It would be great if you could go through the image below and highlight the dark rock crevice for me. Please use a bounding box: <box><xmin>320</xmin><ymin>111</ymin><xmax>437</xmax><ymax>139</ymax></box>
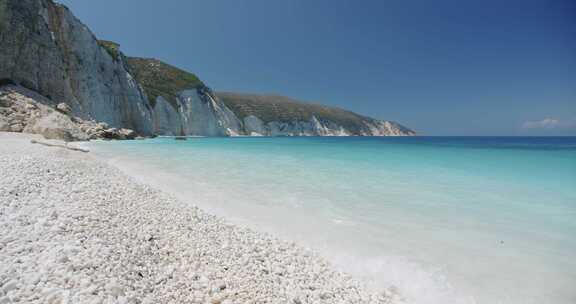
<box><xmin>0</xmin><ymin>78</ymin><xmax>16</xmax><ymax>87</ymax></box>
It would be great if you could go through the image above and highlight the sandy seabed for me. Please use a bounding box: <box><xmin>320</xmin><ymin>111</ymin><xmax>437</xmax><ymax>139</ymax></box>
<box><xmin>0</xmin><ymin>133</ymin><xmax>398</xmax><ymax>304</ymax></box>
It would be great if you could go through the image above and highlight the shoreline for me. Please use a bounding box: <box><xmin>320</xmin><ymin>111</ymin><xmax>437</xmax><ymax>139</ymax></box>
<box><xmin>0</xmin><ymin>132</ymin><xmax>397</xmax><ymax>303</ymax></box>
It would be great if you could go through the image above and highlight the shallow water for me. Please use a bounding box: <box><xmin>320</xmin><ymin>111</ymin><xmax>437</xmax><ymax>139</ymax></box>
<box><xmin>90</xmin><ymin>137</ymin><xmax>576</xmax><ymax>304</ymax></box>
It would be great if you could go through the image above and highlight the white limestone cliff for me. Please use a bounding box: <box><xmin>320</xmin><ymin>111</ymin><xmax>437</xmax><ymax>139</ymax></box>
<box><xmin>150</xmin><ymin>88</ymin><xmax>242</xmax><ymax>136</ymax></box>
<box><xmin>178</xmin><ymin>88</ymin><xmax>242</xmax><ymax>136</ymax></box>
<box><xmin>242</xmin><ymin>115</ymin><xmax>352</xmax><ymax>136</ymax></box>
<box><xmin>0</xmin><ymin>0</ymin><xmax>415</xmax><ymax>138</ymax></box>
<box><xmin>0</xmin><ymin>0</ymin><xmax>153</xmax><ymax>134</ymax></box>
<box><xmin>218</xmin><ymin>92</ymin><xmax>416</xmax><ymax>136</ymax></box>
<box><xmin>152</xmin><ymin>96</ymin><xmax>182</xmax><ymax>136</ymax></box>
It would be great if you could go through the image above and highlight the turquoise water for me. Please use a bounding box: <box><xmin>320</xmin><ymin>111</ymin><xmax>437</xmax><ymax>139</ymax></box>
<box><xmin>90</xmin><ymin>137</ymin><xmax>576</xmax><ymax>304</ymax></box>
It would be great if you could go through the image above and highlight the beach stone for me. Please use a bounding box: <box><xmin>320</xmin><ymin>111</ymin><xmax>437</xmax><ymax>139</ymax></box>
<box><xmin>45</xmin><ymin>291</ymin><xmax>64</xmax><ymax>304</ymax></box>
<box><xmin>106</xmin><ymin>281</ymin><xmax>124</xmax><ymax>297</ymax></box>
<box><xmin>1</xmin><ymin>280</ymin><xmax>18</xmax><ymax>294</ymax></box>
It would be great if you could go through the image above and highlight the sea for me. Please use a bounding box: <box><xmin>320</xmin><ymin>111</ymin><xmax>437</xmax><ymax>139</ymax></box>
<box><xmin>89</xmin><ymin>136</ymin><xmax>576</xmax><ymax>304</ymax></box>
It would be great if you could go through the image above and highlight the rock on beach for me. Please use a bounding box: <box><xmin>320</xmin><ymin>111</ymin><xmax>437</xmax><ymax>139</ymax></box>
<box><xmin>0</xmin><ymin>85</ymin><xmax>140</xmax><ymax>142</ymax></box>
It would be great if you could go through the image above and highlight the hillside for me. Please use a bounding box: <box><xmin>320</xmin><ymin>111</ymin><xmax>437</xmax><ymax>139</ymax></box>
<box><xmin>218</xmin><ymin>92</ymin><xmax>414</xmax><ymax>135</ymax></box>
<box><xmin>126</xmin><ymin>57</ymin><xmax>204</xmax><ymax>109</ymax></box>
<box><xmin>0</xmin><ymin>0</ymin><xmax>414</xmax><ymax>138</ymax></box>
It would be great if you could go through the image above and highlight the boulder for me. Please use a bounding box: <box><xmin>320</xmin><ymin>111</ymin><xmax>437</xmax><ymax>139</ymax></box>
<box><xmin>78</xmin><ymin>123</ymin><xmax>114</xmax><ymax>139</ymax></box>
<box><xmin>94</xmin><ymin>128</ymin><xmax>137</xmax><ymax>140</ymax></box>
<box><xmin>97</xmin><ymin>122</ymin><xmax>109</xmax><ymax>130</ymax></box>
<box><xmin>25</xmin><ymin>112</ymin><xmax>89</xmax><ymax>142</ymax></box>
<box><xmin>101</xmin><ymin>128</ymin><xmax>120</xmax><ymax>140</ymax></box>
<box><xmin>10</xmin><ymin>123</ymin><xmax>24</xmax><ymax>132</ymax></box>
<box><xmin>1</xmin><ymin>85</ymin><xmax>142</xmax><ymax>140</ymax></box>
<box><xmin>0</xmin><ymin>116</ymin><xmax>10</xmax><ymax>132</ymax></box>
<box><xmin>25</xmin><ymin>103</ymin><xmax>37</xmax><ymax>111</ymax></box>
<box><xmin>0</xmin><ymin>97</ymin><xmax>10</xmax><ymax>108</ymax></box>
<box><xmin>0</xmin><ymin>107</ymin><xmax>12</xmax><ymax>116</ymax></box>
<box><xmin>118</xmin><ymin>128</ymin><xmax>136</xmax><ymax>140</ymax></box>
<box><xmin>39</xmin><ymin>128</ymin><xmax>75</xmax><ymax>142</ymax></box>
<box><xmin>56</xmin><ymin>103</ymin><xmax>72</xmax><ymax>115</ymax></box>
<box><xmin>9</xmin><ymin>113</ymin><xmax>28</xmax><ymax>122</ymax></box>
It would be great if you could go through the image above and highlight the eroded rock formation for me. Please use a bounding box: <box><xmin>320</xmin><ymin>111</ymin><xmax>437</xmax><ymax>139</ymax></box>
<box><xmin>0</xmin><ymin>0</ymin><xmax>415</xmax><ymax>138</ymax></box>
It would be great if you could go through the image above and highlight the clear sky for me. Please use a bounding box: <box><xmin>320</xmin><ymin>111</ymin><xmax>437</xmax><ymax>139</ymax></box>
<box><xmin>57</xmin><ymin>0</ymin><xmax>575</xmax><ymax>135</ymax></box>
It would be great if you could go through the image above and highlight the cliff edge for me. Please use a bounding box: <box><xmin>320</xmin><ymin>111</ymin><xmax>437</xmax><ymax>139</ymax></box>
<box><xmin>0</xmin><ymin>0</ymin><xmax>415</xmax><ymax>138</ymax></box>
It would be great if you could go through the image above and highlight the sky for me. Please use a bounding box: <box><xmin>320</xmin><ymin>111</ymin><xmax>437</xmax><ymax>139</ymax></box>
<box><xmin>57</xmin><ymin>0</ymin><xmax>576</xmax><ymax>135</ymax></box>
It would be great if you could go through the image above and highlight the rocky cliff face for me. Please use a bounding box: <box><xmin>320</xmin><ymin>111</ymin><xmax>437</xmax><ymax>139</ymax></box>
<box><xmin>152</xmin><ymin>96</ymin><xmax>182</xmax><ymax>136</ymax></box>
<box><xmin>126</xmin><ymin>57</ymin><xmax>242</xmax><ymax>136</ymax></box>
<box><xmin>0</xmin><ymin>85</ymin><xmax>140</xmax><ymax>141</ymax></box>
<box><xmin>218</xmin><ymin>93</ymin><xmax>416</xmax><ymax>136</ymax></box>
<box><xmin>177</xmin><ymin>87</ymin><xmax>242</xmax><ymax>136</ymax></box>
<box><xmin>0</xmin><ymin>0</ymin><xmax>152</xmax><ymax>134</ymax></box>
<box><xmin>0</xmin><ymin>0</ymin><xmax>415</xmax><ymax>138</ymax></box>
<box><xmin>241</xmin><ymin>115</ymin><xmax>350</xmax><ymax>136</ymax></box>
<box><xmin>151</xmin><ymin>88</ymin><xmax>242</xmax><ymax>137</ymax></box>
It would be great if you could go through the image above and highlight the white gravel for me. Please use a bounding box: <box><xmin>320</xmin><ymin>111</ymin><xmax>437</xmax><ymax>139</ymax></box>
<box><xmin>0</xmin><ymin>133</ymin><xmax>399</xmax><ymax>304</ymax></box>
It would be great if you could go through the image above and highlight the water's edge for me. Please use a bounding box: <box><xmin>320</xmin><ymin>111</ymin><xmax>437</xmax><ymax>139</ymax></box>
<box><xmin>85</xmin><ymin>137</ymin><xmax>576</xmax><ymax>304</ymax></box>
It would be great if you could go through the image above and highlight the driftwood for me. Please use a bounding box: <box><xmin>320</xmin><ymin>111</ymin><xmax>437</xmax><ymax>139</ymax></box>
<box><xmin>30</xmin><ymin>139</ymin><xmax>89</xmax><ymax>153</ymax></box>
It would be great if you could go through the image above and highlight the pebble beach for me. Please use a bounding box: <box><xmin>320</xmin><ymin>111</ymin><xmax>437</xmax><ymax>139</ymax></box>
<box><xmin>0</xmin><ymin>133</ymin><xmax>397</xmax><ymax>304</ymax></box>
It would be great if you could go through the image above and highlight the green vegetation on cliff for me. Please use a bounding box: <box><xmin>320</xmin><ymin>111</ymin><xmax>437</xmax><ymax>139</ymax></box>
<box><xmin>217</xmin><ymin>92</ymin><xmax>374</xmax><ymax>134</ymax></box>
<box><xmin>93</xmin><ymin>43</ymin><xmax>412</xmax><ymax>135</ymax></box>
<box><xmin>126</xmin><ymin>57</ymin><xmax>204</xmax><ymax>109</ymax></box>
<box><xmin>97</xmin><ymin>40</ymin><xmax>121</xmax><ymax>61</ymax></box>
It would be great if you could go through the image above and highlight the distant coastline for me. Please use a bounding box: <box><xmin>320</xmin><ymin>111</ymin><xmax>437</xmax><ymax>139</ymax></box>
<box><xmin>0</xmin><ymin>0</ymin><xmax>414</xmax><ymax>141</ymax></box>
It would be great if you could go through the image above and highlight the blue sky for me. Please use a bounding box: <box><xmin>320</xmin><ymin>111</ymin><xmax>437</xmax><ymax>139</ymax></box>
<box><xmin>58</xmin><ymin>0</ymin><xmax>575</xmax><ymax>135</ymax></box>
